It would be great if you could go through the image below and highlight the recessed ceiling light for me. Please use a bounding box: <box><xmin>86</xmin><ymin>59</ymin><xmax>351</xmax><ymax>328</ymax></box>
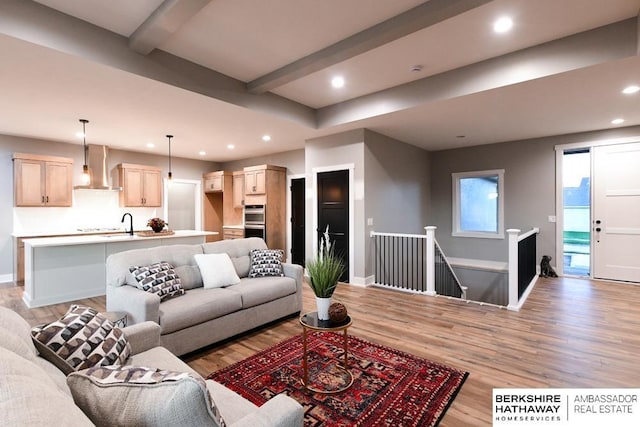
<box><xmin>262</xmin><ymin>134</ymin><xmax>271</xmax><ymax>142</ymax></box>
<box><xmin>146</xmin><ymin>143</ymin><xmax>155</xmax><ymax>148</ymax></box>
<box><xmin>493</xmin><ymin>17</ymin><xmax>513</xmax><ymax>33</ymax></box>
<box><xmin>622</xmin><ymin>85</ymin><xmax>639</xmax><ymax>94</ymax></box>
<box><xmin>75</xmin><ymin>131</ymin><xmax>85</xmax><ymax>138</ymax></box>
<box><xmin>410</xmin><ymin>65</ymin><xmax>423</xmax><ymax>73</ymax></box>
<box><xmin>331</xmin><ymin>76</ymin><xmax>345</xmax><ymax>88</ymax></box>
<box><xmin>611</xmin><ymin>118</ymin><xmax>625</xmax><ymax>125</ymax></box>
<box><xmin>198</xmin><ymin>150</ymin><xmax>206</xmax><ymax>156</ymax></box>
<box><xmin>227</xmin><ymin>144</ymin><xmax>235</xmax><ymax>150</ymax></box>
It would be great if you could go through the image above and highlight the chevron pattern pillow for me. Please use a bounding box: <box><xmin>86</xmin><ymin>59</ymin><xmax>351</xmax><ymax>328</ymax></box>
<box><xmin>31</xmin><ymin>305</ymin><xmax>131</xmax><ymax>375</ymax></box>
<box><xmin>129</xmin><ymin>262</ymin><xmax>184</xmax><ymax>301</ymax></box>
<box><xmin>248</xmin><ymin>249</ymin><xmax>285</xmax><ymax>278</ymax></box>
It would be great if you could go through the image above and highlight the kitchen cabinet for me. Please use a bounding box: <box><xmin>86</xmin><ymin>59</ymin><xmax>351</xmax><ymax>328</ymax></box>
<box><xmin>244</xmin><ymin>167</ymin><xmax>266</xmax><ymax>195</ymax></box>
<box><xmin>232</xmin><ymin>171</ymin><xmax>244</xmax><ymax>208</ymax></box>
<box><xmin>223</xmin><ymin>227</ymin><xmax>244</xmax><ymax>240</ymax></box>
<box><xmin>243</xmin><ymin>164</ymin><xmax>287</xmax><ymax>251</ymax></box>
<box><xmin>117</xmin><ymin>163</ymin><xmax>162</xmax><ymax>207</ymax></box>
<box><xmin>13</xmin><ymin>153</ymin><xmax>73</xmax><ymax>207</ymax></box>
<box><xmin>203</xmin><ymin>171</ymin><xmax>224</xmax><ymax>193</ymax></box>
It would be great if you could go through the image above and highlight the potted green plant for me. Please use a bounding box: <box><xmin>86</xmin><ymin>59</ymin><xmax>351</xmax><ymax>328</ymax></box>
<box><xmin>306</xmin><ymin>226</ymin><xmax>345</xmax><ymax>320</ymax></box>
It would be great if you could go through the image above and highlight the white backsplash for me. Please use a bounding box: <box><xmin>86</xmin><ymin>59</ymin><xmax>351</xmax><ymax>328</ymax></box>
<box><xmin>13</xmin><ymin>190</ymin><xmax>160</xmax><ymax>236</ymax></box>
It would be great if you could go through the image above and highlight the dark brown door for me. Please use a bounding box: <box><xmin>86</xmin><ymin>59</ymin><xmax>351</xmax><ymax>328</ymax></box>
<box><xmin>317</xmin><ymin>170</ymin><xmax>349</xmax><ymax>282</ymax></box>
<box><xmin>290</xmin><ymin>178</ymin><xmax>305</xmax><ymax>266</ymax></box>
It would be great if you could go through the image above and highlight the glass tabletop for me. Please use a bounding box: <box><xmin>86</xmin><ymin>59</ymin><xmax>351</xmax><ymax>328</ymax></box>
<box><xmin>300</xmin><ymin>311</ymin><xmax>352</xmax><ymax>330</ymax></box>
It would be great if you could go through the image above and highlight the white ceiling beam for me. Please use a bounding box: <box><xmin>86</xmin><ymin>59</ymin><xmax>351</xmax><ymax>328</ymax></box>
<box><xmin>0</xmin><ymin>0</ymin><xmax>316</xmax><ymax>128</ymax></box>
<box><xmin>317</xmin><ymin>18</ymin><xmax>639</xmax><ymax>129</ymax></box>
<box><xmin>246</xmin><ymin>0</ymin><xmax>493</xmax><ymax>94</ymax></box>
<box><xmin>129</xmin><ymin>0</ymin><xmax>212</xmax><ymax>55</ymax></box>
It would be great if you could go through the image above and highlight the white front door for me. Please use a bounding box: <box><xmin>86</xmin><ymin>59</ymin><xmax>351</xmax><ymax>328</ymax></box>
<box><xmin>592</xmin><ymin>143</ymin><xmax>640</xmax><ymax>282</ymax></box>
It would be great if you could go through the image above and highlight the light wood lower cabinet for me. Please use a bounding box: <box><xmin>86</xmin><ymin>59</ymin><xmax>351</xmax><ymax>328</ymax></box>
<box><xmin>13</xmin><ymin>153</ymin><xmax>73</xmax><ymax>207</ymax></box>
<box><xmin>223</xmin><ymin>228</ymin><xmax>244</xmax><ymax>240</ymax></box>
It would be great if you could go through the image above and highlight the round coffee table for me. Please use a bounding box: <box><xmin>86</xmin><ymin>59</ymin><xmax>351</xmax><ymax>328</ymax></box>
<box><xmin>299</xmin><ymin>311</ymin><xmax>353</xmax><ymax>394</ymax></box>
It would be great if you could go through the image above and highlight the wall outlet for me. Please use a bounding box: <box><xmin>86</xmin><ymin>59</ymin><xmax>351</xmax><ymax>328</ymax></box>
<box><xmin>367</xmin><ymin>218</ymin><xmax>374</xmax><ymax>226</ymax></box>
<box><xmin>548</xmin><ymin>215</ymin><xmax>556</xmax><ymax>223</ymax></box>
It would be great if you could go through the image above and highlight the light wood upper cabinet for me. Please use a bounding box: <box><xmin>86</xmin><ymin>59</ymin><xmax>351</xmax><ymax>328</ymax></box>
<box><xmin>232</xmin><ymin>171</ymin><xmax>244</xmax><ymax>208</ymax></box>
<box><xmin>244</xmin><ymin>168</ymin><xmax>266</xmax><ymax>195</ymax></box>
<box><xmin>203</xmin><ymin>171</ymin><xmax>224</xmax><ymax>193</ymax></box>
<box><xmin>117</xmin><ymin>163</ymin><xmax>162</xmax><ymax>207</ymax></box>
<box><xmin>13</xmin><ymin>153</ymin><xmax>73</xmax><ymax>207</ymax></box>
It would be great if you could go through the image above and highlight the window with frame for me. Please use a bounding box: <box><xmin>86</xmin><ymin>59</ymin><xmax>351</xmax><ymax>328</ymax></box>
<box><xmin>452</xmin><ymin>169</ymin><xmax>504</xmax><ymax>239</ymax></box>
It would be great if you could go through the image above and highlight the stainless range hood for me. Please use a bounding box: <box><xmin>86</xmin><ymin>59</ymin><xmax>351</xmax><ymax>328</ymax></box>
<box><xmin>74</xmin><ymin>144</ymin><xmax>121</xmax><ymax>190</ymax></box>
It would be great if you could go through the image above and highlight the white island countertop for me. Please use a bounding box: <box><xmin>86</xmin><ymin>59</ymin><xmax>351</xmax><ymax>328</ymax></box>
<box><xmin>22</xmin><ymin>230</ymin><xmax>218</xmax><ymax>248</ymax></box>
<box><xmin>22</xmin><ymin>230</ymin><xmax>219</xmax><ymax>308</ymax></box>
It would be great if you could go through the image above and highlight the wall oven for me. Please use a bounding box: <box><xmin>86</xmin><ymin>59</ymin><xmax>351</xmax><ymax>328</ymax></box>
<box><xmin>244</xmin><ymin>205</ymin><xmax>266</xmax><ymax>241</ymax></box>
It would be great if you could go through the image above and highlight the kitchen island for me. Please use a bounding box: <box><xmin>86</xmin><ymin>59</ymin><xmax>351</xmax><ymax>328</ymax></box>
<box><xmin>22</xmin><ymin>230</ymin><xmax>217</xmax><ymax>308</ymax></box>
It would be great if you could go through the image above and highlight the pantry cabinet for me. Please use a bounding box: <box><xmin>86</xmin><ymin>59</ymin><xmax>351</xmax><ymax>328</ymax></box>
<box><xmin>117</xmin><ymin>163</ymin><xmax>162</xmax><ymax>207</ymax></box>
<box><xmin>13</xmin><ymin>153</ymin><xmax>73</xmax><ymax>207</ymax></box>
<box><xmin>232</xmin><ymin>171</ymin><xmax>245</xmax><ymax>208</ymax></box>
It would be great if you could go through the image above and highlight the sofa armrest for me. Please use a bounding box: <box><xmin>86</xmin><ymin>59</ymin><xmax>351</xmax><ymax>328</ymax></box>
<box><xmin>121</xmin><ymin>321</ymin><xmax>161</xmax><ymax>354</ymax></box>
<box><xmin>230</xmin><ymin>394</ymin><xmax>304</xmax><ymax>427</ymax></box>
<box><xmin>106</xmin><ymin>284</ymin><xmax>160</xmax><ymax>326</ymax></box>
<box><xmin>282</xmin><ymin>263</ymin><xmax>303</xmax><ymax>312</ymax></box>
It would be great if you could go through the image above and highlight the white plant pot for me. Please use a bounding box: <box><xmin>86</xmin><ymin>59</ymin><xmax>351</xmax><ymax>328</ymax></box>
<box><xmin>316</xmin><ymin>297</ymin><xmax>332</xmax><ymax>320</ymax></box>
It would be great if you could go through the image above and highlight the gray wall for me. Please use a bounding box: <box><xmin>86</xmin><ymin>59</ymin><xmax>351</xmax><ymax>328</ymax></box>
<box><xmin>429</xmin><ymin>125</ymin><xmax>640</xmax><ymax>264</ymax></box>
<box><xmin>305</xmin><ymin>129</ymin><xmax>366</xmax><ymax>281</ymax></box>
<box><xmin>0</xmin><ymin>133</ymin><xmax>218</xmax><ymax>280</ymax></box>
<box><xmin>364</xmin><ymin>130</ymin><xmax>431</xmax><ymax>277</ymax></box>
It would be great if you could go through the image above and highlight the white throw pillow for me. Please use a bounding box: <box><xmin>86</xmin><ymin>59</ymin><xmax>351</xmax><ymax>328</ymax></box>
<box><xmin>194</xmin><ymin>253</ymin><xmax>241</xmax><ymax>289</ymax></box>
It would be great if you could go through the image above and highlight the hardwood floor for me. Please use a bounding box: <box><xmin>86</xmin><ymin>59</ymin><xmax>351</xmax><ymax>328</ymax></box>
<box><xmin>2</xmin><ymin>276</ymin><xmax>640</xmax><ymax>426</ymax></box>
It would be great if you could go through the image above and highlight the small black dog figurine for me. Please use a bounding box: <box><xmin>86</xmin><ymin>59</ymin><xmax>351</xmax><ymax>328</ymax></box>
<box><xmin>540</xmin><ymin>255</ymin><xmax>558</xmax><ymax>278</ymax></box>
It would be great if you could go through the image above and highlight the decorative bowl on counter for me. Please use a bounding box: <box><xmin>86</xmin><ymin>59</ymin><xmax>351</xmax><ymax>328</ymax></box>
<box><xmin>147</xmin><ymin>217</ymin><xmax>167</xmax><ymax>233</ymax></box>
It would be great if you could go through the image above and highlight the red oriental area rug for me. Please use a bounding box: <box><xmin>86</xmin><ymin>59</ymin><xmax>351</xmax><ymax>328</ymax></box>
<box><xmin>208</xmin><ymin>332</ymin><xmax>468</xmax><ymax>426</ymax></box>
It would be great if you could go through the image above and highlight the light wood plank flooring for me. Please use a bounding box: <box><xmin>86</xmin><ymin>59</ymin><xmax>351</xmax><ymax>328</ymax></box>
<box><xmin>2</xmin><ymin>276</ymin><xmax>640</xmax><ymax>426</ymax></box>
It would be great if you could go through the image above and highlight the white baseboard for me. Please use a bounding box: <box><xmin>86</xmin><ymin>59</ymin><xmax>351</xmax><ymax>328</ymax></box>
<box><xmin>0</xmin><ymin>273</ymin><xmax>13</xmax><ymax>284</ymax></box>
<box><xmin>350</xmin><ymin>275</ymin><xmax>374</xmax><ymax>287</ymax></box>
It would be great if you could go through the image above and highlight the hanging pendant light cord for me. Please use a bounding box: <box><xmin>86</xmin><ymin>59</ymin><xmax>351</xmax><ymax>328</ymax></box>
<box><xmin>166</xmin><ymin>134</ymin><xmax>173</xmax><ymax>179</ymax></box>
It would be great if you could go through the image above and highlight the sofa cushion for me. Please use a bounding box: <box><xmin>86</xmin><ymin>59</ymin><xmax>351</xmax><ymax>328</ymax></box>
<box><xmin>248</xmin><ymin>249</ymin><xmax>285</xmax><ymax>278</ymax></box>
<box><xmin>67</xmin><ymin>365</ymin><xmax>225</xmax><ymax>427</ymax></box>
<box><xmin>106</xmin><ymin>244</ymin><xmax>204</xmax><ymax>287</ymax></box>
<box><xmin>0</xmin><ymin>326</ymin><xmax>38</xmax><ymax>362</ymax></box>
<box><xmin>158</xmin><ymin>288</ymin><xmax>243</xmax><ymax>335</ymax></box>
<box><xmin>31</xmin><ymin>305</ymin><xmax>131</xmax><ymax>375</ymax></box>
<box><xmin>0</xmin><ymin>305</ymin><xmax>38</xmax><ymax>356</ymax></box>
<box><xmin>0</xmin><ymin>347</ymin><xmax>94</xmax><ymax>426</ymax></box>
<box><xmin>227</xmin><ymin>276</ymin><xmax>298</xmax><ymax>309</ymax></box>
<box><xmin>202</xmin><ymin>237</ymin><xmax>268</xmax><ymax>278</ymax></box>
<box><xmin>194</xmin><ymin>253</ymin><xmax>241</xmax><ymax>289</ymax></box>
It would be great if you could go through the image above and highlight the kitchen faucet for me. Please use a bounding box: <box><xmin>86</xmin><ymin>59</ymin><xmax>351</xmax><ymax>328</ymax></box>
<box><xmin>121</xmin><ymin>213</ymin><xmax>133</xmax><ymax>236</ymax></box>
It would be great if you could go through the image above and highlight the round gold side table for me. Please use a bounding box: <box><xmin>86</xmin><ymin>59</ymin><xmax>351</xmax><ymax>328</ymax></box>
<box><xmin>299</xmin><ymin>311</ymin><xmax>353</xmax><ymax>394</ymax></box>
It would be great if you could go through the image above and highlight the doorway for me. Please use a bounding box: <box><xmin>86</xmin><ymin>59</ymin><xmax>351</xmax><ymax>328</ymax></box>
<box><xmin>592</xmin><ymin>143</ymin><xmax>640</xmax><ymax>282</ymax></box>
<box><xmin>290</xmin><ymin>177</ymin><xmax>305</xmax><ymax>266</ymax></box>
<box><xmin>316</xmin><ymin>170</ymin><xmax>349</xmax><ymax>282</ymax></box>
<box><xmin>562</xmin><ymin>150</ymin><xmax>590</xmax><ymax>276</ymax></box>
<box><xmin>163</xmin><ymin>179</ymin><xmax>202</xmax><ymax>231</ymax></box>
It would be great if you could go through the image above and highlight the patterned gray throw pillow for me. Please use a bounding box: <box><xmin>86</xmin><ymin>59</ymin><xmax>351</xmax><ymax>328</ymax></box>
<box><xmin>31</xmin><ymin>305</ymin><xmax>131</xmax><ymax>375</ymax></box>
<box><xmin>129</xmin><ymin>261</ymin><xmax>185</xmax><ymax>300</ymax></box>
<box><xmin>248</xmin><ymin>248</ymin><xmax>285</xmax><ymax>278</ymax></box>
<box><xmin>67</xmin><ymin>365</ymin><xmax>227</xmax><ymax>427</ymax></box>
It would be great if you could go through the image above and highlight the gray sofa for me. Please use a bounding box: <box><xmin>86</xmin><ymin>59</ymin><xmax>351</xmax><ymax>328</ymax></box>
<box><xmin>106</xmin><ymin>238</ymin><xmax>303</xmax><ymax>356</ymax></box>
<box><xmin>0</xmin><ymin>305</ymin><xmax>303</xmax><ymax>426</ymax></box>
